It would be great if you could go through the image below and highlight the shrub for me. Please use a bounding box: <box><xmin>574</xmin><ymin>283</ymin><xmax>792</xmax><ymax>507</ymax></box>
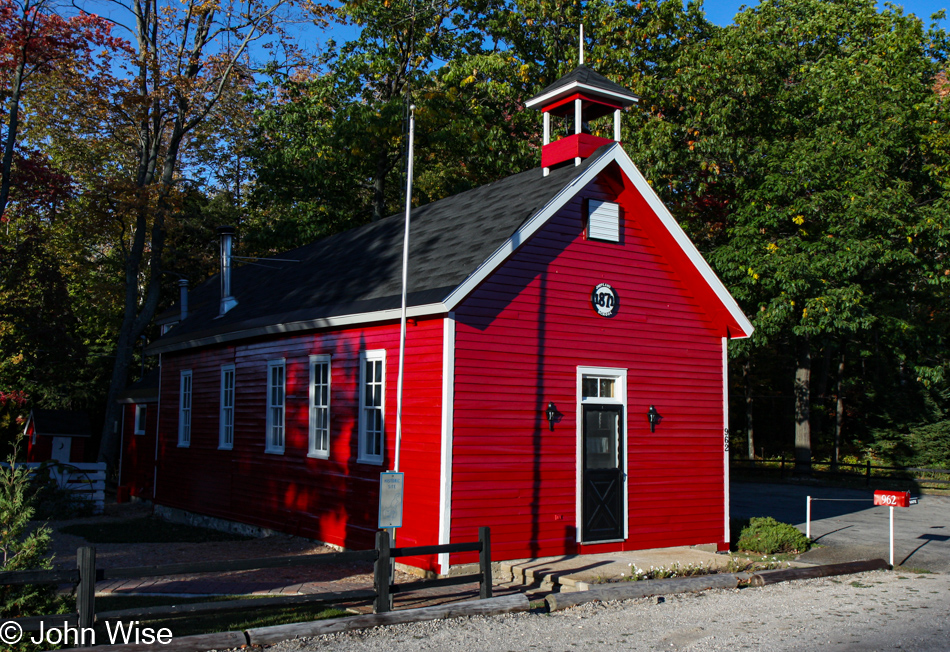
<box><xmin>0</xmin><ymin>451</ymin><xmax>68</xmax><ymax>621</ymax></box>
<box><xmin>736</xmin><ymin>516</ymin><xmax>811</xmax><ymax>554</ymax></box>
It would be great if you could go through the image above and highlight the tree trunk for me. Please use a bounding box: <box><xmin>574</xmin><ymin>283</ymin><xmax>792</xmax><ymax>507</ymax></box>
<box><xmin>810</xmin><ymin>343</ymin><xmax>831</xmax><ymax>458</ymax></box>
<box><xmin>0</xmin><ymin>58</ymin><xmax>27</xmax><ymax>220</ymax></box>
<box><xmin>372</xmin><ymin>152</ymin><xmax>388</xmax><ymax>221</ymax></box>
<box><xmin>794</xmin><ymin>335</ymin><xmax>812</xmax><ymax>475</ymax></box>
<box><xmin>834</xmin><ymin>350</ymin><xmax>845</xmax><ymax>470</ymax></box>
<box><xmin>743</xmin><ymin>358</ymin><xmax>754</xmax><ymax>460</ymax></box>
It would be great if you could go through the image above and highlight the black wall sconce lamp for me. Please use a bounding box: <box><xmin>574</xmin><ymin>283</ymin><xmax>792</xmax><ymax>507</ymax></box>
<box><xmin>546</xmin><ymin>402</ymin><xmax>557</xmax><ymax>431</ymax></box>
<box><xmin>647</xmin><ymin>405</ymin><xmax>662</xmax><ymax>433</ymax></box>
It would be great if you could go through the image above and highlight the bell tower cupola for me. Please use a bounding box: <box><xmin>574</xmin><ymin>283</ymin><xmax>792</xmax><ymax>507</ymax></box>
<box><xmin>526</xmin><ymin>30</ymin><xmax>639</xmax><ymax>176</ymax></box>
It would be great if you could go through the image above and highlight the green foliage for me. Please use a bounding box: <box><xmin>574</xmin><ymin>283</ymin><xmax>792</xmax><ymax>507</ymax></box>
<box><xmin>0</xmin><ymin>453</ymin><xmax>67</xmax><ymax>620</ymax></box>
<box><xmin>736</xmin><ymin>517</ymin><xmax>811</xmax><ymax>554</ymax></box>
<box><xmin>869</xmin><ymin>420</ymin><xmax>950</xmax><ymax>468</ymax></box>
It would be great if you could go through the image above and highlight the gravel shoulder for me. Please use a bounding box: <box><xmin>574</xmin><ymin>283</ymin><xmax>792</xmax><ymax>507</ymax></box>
<box><xmin>256</xmin><ymin>570</ymin><xmax>950</xmax><ymax>652</ymax></box>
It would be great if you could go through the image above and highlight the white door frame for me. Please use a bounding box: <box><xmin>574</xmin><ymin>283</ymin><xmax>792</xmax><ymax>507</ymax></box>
<box><xmin>576</xmin><ymin>366</ymin><xmax>628</xmax><ymax>544</ymax></box>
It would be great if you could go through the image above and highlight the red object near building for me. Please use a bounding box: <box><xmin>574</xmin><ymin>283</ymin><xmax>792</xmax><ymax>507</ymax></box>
<box><xmin>24</xmin><ymin>410</ymin><xmax>93</xmax><ymax>464</ymax></box>
<box><xmin>140</xmin><ymin>62</ymin><xmax>753</xmax><ymax>574</ymax></box>
<box><xmin>117</xmin><ymin>369</ymin><xmax>160</xmax><ymax>501</ymax></box>
<box><xmin>873</xmin><ymin>490</ymin><xmax>911</xmax><ymax>508</ymax></box>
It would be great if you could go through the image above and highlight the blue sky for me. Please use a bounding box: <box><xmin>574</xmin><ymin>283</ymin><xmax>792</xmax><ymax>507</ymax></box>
<box><xmin>302</xmin><ymin>1</ymin><xmax>950</xmax><ymax>57</ymax></box>
<box><xmin>703</xmin><ymin>0</ymin><xmax>947</xmax><ymax>26</ymax></box>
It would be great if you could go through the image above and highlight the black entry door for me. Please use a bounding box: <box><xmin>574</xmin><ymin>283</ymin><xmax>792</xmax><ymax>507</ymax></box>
<box><xmin>582</xmin><ymin>404</ymin><xmax>624</xmax><ymax>542</ymax></box>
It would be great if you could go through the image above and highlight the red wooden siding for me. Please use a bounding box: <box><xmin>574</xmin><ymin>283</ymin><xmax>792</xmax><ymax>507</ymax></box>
<box><xmin>451</xmin><ymin>165</ymin><xmax>727</xmax><ymax>563</ymax></box>
<box><xmin>155</xmin><ymin>318</ymin><xmax>444</xmax><ymax>570</ymax></box>
<box><xmin>119</xmin><ymin>402</ymin><xmax>158</xmax><ymax>499</ymax></box>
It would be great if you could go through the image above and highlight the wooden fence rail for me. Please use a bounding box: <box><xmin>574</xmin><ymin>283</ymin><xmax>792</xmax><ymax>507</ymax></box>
<box><xmin>0</xmin><ymin>527</ymin><xmax>493</xmax><ymax>631</ymax></box>
<box><xmin>732</xmin><ymin>458</ymin><xmax>950</xmax><ymax>487</ymax></box>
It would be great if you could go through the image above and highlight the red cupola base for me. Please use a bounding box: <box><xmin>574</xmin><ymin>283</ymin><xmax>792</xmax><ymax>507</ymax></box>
<box><xmin>542</xmin><ymin>133</ymin><xmax>615</xmax><ymax>169</ymax></box>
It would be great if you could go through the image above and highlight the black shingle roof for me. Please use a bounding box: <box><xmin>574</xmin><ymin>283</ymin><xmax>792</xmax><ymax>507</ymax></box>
<box><xmin>150</xmin><ymin>149</ymin><xmax>613</xmax><ymax>354</ymax></box>
<box><xmin>29</xmin><ymin>410</ymin><xmax>93</xmax><ymax>438</ymax></box>
<box><xmin>530</xmin><ymin>65</ymin><xmax>638</xmax><ymax>105</ymax></box>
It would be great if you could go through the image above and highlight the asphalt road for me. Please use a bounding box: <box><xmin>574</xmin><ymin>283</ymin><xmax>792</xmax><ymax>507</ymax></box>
<box><xmin>731</xmin><ymin>481</ymin><xmax>950</xmax><ymax>571</ymax></box>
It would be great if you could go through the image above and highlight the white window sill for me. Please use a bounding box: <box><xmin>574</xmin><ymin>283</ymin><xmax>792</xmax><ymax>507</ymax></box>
<box><xmin>264</xmin><ymin>447</ymin><xmax>285</xmax><ymax>455</ymax></box>
<box><xmin>218</xmin><ymin>444</ymin><xmax>234</xmax><ymax>451</ymax></box>
<box><xmin>177</xmin><ymin>442</ymin><xmax>190</xmax><ymax>448</ymax></box>
<box><xmin>357</xmin><ymin>456</ymin><xmax>383</xmax><ymax>466</ymax></box>
<box><xmin>307</xmin><ymin>451</ymin><xmax>330</xmax><ymax>460</ymax></box>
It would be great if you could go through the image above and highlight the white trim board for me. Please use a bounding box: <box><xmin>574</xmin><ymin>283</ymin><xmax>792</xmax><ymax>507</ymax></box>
<box><xmin>438</xmin><ymin>314</ymin><xmax>456</xmax><ymax>575</ymax></box>
<box><xmin>722</xmin><ymin>337</ymin><xmax>731</xmax><ymax>548</ymax></box>
<box><xmin>442</xmin><ymin>143</ymin><xmax>753</xmax><ymax>339</ymax></box>
<box><xmin>575</xmin><ymin>366</ymin><xmax>629</xmax><ymax>545</ymax></box>
<box><xmin>525</xmin><ymin>82</ymin><xmax>639</xmax><ymax>110</ymax></box>
<box><xmin>148</xmin><ymin>303</ymin><xmax>447</xmax><ymax>355</ymax></box>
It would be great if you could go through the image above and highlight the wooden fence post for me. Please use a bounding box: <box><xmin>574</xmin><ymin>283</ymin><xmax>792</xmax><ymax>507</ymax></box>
<box><xmin>374</xmin><ymin>530</ymin><xmax>391</xmax><ymax>613</ymax></box>
<box><xmin>866</xmin><ymin>460</ymin><xmax>872</xmax><ymax>486</ymax></box>
<box><xmin>76</xmin><ymin>546</ymin><xmax>96</xmax><ymax>630</ymax></box>
<box><xmin>479</xmin><ymin>527</ymin><xmax>492</xmax><ymax>600</ymax></box>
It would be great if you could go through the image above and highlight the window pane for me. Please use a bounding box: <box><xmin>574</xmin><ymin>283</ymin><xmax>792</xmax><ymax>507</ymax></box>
<box><xmin>374</xmin><ymin>360</ymin><xmax>382</xmax><ymax>382</ymax></box>
<box><xmin>582</xmin><ymin>377</ymin><xmax>597</xmax><ymax>398</ymax></box>
<box><xmin>599</xmin><ymin>378</ymin><xmax>615</xmax><ymax>398</ymax></box>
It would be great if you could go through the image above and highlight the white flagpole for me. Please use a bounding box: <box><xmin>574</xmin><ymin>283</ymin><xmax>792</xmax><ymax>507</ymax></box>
<box><xmin>394</xmin><ymin>105</ymin><xmax>415</xmax><ymax>475</ymax></box>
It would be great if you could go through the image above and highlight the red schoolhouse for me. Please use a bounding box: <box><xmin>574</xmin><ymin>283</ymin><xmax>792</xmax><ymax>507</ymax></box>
<box><xmin>140</xmin><ymin>65</ymin><xmax>752</xmax><ymax>574</ymax></box>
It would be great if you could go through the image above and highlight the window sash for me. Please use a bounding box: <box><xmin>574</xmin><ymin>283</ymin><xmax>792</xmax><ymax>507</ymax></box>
<box><xmin>309</xmin><ymin>356</ymin><xmax>331</xmax><ymax>458</ymax></box>
<box><xmin>134</xmin><ymin>405</ymin><xmax>147</xmax><ymax>435</ymax></box>
<box><xmin>266</xmin><ymin>361</ymin><xmax>285</xmax><ymax>453</ymax></box>
<box><xmin>358</xmin><ymin>351</ymin><xmax>385</xmax><ymax>464</ymax></box>
<box><xmin>178</xmin><ymin>371</ymin><xmax>192</xmax><ymax>447</ymax></box>
<box><xmin>219</xmin><ymin>365</ymin><xmax>235</xmax><ymax>449</ymax></box>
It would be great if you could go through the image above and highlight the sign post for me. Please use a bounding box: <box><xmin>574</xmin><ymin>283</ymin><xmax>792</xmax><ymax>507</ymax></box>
<box><xmin>379</xmin><ymin>471</ymin><xmax>404</xmax><ymax>579</ymax></box>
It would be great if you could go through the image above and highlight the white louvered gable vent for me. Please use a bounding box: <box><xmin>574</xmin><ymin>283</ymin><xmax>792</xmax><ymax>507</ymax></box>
<box><xmin>587</xmin><ymin>200</ymin><xmax>620</xmax><ymax>242</ymax></box>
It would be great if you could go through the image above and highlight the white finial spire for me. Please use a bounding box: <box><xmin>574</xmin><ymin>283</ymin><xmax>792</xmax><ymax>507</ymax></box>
<box><xmin>579</xmin><ymin>24</ymin><xmax>584</xmax><ymax>65</ymax></box>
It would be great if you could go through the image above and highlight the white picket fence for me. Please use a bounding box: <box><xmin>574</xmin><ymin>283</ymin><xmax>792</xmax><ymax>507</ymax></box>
<box><xmin>22</xmin><ymin>462</ymin><xmax>106</xmax><ymax>514</ymax></box>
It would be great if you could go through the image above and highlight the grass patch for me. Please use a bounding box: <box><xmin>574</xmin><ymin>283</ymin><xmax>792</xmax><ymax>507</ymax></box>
<box><xmin>59</xmin><ymin>518</ymin><xmax>250</xmax><ymax>543</ymax></box>
<box><xmin>93</xmin><ymin>594</ymin><xmax>350</xmax><ymax>638</ymax></box>
<box><xmin>736</xmin><ymin>517</ymin><xmax>811</xmax><ymax>554</ymax></box>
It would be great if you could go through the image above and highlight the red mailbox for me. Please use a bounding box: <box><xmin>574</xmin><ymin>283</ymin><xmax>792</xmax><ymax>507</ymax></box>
<box><xmin>873</xmin><ymin>490</ymin><xmax>910</xmax><ymax>508</ymax></box>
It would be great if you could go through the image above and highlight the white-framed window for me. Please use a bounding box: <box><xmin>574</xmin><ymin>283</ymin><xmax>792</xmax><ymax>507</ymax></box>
<box><xmin>219</xmin><ymin>364</ymin><xmax>235</xmax><ymax>450</ymax></box>
<box><xmin>265</xmin><ymin>359</ymin><xmax>285</xmax><ymax>454</ymax></box>
<box><xmin>308</xmin><ymin>355</ymin><xmax>331</xmax><ymax>459</ymax></box>
<box><xmin>358</xmin><ymin>349</ymin><xmax>386</xmax><ymax>465</ymax></box>
<box><xmin>134</xmin><ymin>404</ymin><xmax>147</xmax><ymax>435</ymax></box>
<box><xmin>178</xmin><ymin>370</ymin><xmax>192</xmax><ymax>447</ymax></box>
<box><xmin>587</xmin><ymin>200</ymin><xmax>620</xmax><ymax>242</ymax></box>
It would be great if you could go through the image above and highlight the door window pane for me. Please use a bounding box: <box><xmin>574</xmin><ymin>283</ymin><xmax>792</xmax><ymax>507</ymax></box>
<box><xmin>585</xmin><ymin>409</ymin><xmax>619</xmax><ymax>469</ymax></box>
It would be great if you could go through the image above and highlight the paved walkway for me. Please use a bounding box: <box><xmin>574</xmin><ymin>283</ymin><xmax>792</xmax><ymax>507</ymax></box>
<box><xmin>92</xmin><ymin>545</ymin><xmax>736</xmax><ymax>611</ymax></box>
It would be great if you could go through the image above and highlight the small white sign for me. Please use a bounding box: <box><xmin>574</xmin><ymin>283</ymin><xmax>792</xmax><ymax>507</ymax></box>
<box><xmin>378</xmin><ymin>471</ymin><xmax>404</xmax><ymax>529</ymax></box>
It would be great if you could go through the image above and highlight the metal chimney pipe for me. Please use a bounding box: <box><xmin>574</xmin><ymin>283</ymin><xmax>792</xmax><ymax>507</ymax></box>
<box><xmin>217</xmin><ymin>226</ymin><xmax>238</xmax><ymax>316</ymax></box>
<box><xmin>178</xmin><ymin>279</ymin><xmax>189</xmax><ymax>320</ymax></box>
